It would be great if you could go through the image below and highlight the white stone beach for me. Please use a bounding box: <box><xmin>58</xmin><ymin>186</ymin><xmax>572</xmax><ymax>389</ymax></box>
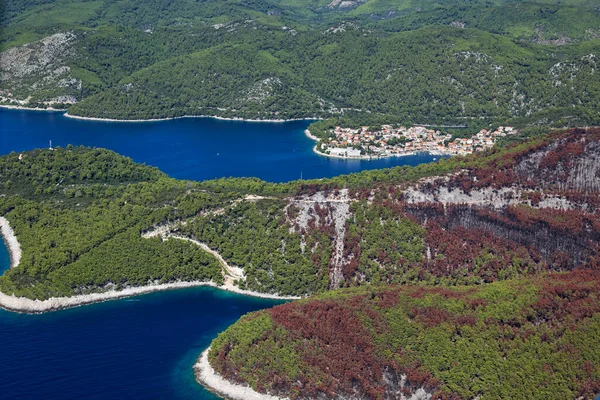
<box><xmin>0</xmin><ymin>215</ymin><xmax>298</xmax><ymax>313</ymax></box>
<box><xmin>195</xmin><ymin>348</ymin><xmax>289</xmax><ymax>400</ymax></box>
<box><xmin>0</xmin><ymin>217</ymin><xmax>21</xmax><ymax>268</ymax></box>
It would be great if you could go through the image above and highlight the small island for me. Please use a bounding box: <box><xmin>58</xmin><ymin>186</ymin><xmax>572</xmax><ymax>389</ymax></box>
<box><xmin>309</xmin><ymin>124</ymin><xmax>516</xmax><ymax>159</ymax></box>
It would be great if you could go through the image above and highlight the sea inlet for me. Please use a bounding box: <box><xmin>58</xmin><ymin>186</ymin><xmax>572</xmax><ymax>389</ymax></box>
<box><xmin>0</xmin><ymin>108</ymin><xmax>442</xmax><ymax>399</ymax></box>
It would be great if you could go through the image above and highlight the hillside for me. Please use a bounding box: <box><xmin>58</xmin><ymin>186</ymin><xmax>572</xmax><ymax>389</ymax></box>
<box><xmin>0</xmin><ymin>127</ymin><xmax>598</xmax><ymax>302</ymax></box>
<box><xmin>201</xmin><ymin>127</ymin><xmax>600</xmax><ymax>399</ymax></box>
<box><xmin>0</xmin><ymin>129</ymin><xmax>599</xmax><ymax>394</ymax></box>
<box><xmin>207</xmin><ymin>270</ymin><xmax>600</xmax><ymax>399</ymax></box>
<box><xmin>1</xmin><ymin>0</ymin><xmax>600</xmax><ymax>126</ymax></box>
<box><xmin>183</xmin><ymin>127</ymin><xmax>600</xmax><ymax>295</ymax></box>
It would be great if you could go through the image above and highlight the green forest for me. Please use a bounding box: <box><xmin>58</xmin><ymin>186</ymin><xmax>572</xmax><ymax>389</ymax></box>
<box><xmin>0</xmin><ymin>147</ymin><xmax>236</xmax><ymax>298</ymax></box>
<box><xmin>2</xmin><ymin>0</ymin><xmax>600</xmax><ymax>128</ymax></box>
<box><xmin>210</xmin><ymin>270</ymin><xmax>600</xmax><ymax>399</ymax></box>
<box><xmin>201</xmin><ymin>126</ymin><xmax>600</xmax><ymax>399</ymax></box>
<box><xmin>1</xmin><ymin>127</ymin><xmax>599</xmax><ymax>299</ymax></box>
<box><xmin>0</xmin><ymin>129</ymin><xmax>599</xmax><ymax>397</ymax></box>
<box><xmin>0</xmin><ymin>145</ymin><xmax>444</xmax><ymax>298</ymax></box>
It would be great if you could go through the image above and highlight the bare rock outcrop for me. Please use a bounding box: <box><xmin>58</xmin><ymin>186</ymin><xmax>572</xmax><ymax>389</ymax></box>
<box><xmin>287</xmin><ymin>189</ymin><xmax>352</xmax><ymax>289</ymax></box>
<box><xmin>0</xmin><ymin>32</ymin><xmax>81</xmax><ymax>105</ymax></box>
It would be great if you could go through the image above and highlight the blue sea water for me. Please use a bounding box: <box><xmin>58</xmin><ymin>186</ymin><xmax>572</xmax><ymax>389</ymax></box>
<box><xmin>0</xmin><ymin>108</ymin><xmax>440</xmax><ymax>182</ymax></box>
<box><xmin>5</xmin><ymin>221</ymin><xmax>278</xmax><ymax>400</ymax></box>
<box><xmin>0</xmin><ymin>205</ymin><xmax>278</xmax><ymax>400</ymax></box>
<box><xmin>0</xmin><ymin>243</ymin><xmax>283</xmax><ymax>399</ymax></box>
<box><xmin>0</xmin><ymin>281</ymin><xmax>283</xmax><ymax>399</ymax></box>
<box><xmin>0</xmin><ymin>108</ymin><xmax>442</xmax><ymax>399</ymax></box>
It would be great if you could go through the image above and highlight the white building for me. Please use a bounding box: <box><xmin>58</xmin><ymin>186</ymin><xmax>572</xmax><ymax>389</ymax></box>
<box><xmin>329</xmin><ymin>148</ymin><xmax>362</xmax><ymax>157</ymax></box>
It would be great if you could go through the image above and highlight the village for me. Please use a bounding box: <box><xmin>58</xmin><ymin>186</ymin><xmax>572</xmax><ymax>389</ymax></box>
<box><xmin>317</xmin><ymin>124</ymin><xmax>516</xmax><ymax>159</ymax></box>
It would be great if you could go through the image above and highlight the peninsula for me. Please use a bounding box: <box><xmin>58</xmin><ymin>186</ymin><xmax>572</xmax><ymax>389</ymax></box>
<box><xmin>309</xmin><ymin>125</ymin><xmax>516</xmax><ymax>159</ymax></box>
<box><xmin>0</xmin><ymin>146</ymin><xmax>310</xmax><ymax>312</ymax></box>
<box><xmin>200</xmin><ymin>126</ymin><xmax>600</xmax><ymax>399</ymax></box>
<box><xmin>0</xmin><ymin>192</ymin><xmax>300</xmax><ymax>313</ymax></box>
<box><xmin>0</xmin><ymin>127</ymin><xmax>598</xmax><ymax>398</ymax></box>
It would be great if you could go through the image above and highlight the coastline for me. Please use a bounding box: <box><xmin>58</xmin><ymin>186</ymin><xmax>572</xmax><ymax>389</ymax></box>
<box><xmin>0</xmin><ymin>281</ymin><xmax>217</xmax><ymax>313</ymax></box>
<box><xmin>0</xmin><ymin>280</ymin><xmax>299</xmax><ymax>314</ymax></box>
<box><xmin>0</xmin><ymin>104</ymin><xmax>66</xmax><ymax>112</ymax></box>
<box><xmin>304</xmin><ymin>128</ymin><xmax>321</xmax><ymax>142</ymax></box>
<box><xmin>1</xmin><ymin>104</ymin><xmax>320</xmax><ymax>123</ymax></box>
<box><xmin>64</xmin><ymin>112</ymin><xmax>173</xmax><ymax>123</ymax></box>
<box><xmin>0</xmin><ymin>215</ymin><xmax>298</xmax><ymax>313</ymax></box>
<box><xmin>64</xmin><ymin>111</ymin><xmax>318</xmax><ymax>124</ymax></box>
<box><xmin>305</xmin><ymin>129</ymin><xmax>445</xmax><ymax>160</ymax></box>
<box><xmin>0</xmin><ymin>217</ymin><xmax>21</xmax><ymax>268</ymax></box>
<box><xmin>194</xmin><ymin>347</ymin><xmax>288</xmax><ymax>400</ymax></box>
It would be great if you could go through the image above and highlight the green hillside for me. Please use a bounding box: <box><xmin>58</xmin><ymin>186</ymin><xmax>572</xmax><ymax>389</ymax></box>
<box><xmin>1</xmin><ymin>0</ymin><xmax>599</xmax><ymax>127</ymax></box>
<box><xmin>2</xmin><ymin>127</ymin><xmax>600</xmax><ymax>300</ymax></box>
<box><xmin>0</xmin><ymin>132</ymin><xmax>599</xmax><ymax>396</ymax></box>
<box><xmin>209</xmin><ymin>270</ymin><xmax>600</xmax><ymax>399</ymax></box>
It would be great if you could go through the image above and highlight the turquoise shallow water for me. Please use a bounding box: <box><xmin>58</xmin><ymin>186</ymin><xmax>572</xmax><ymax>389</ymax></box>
<box><xmin>0</xmin><ymin>107</ymin><xmax>442</xmax><ymax>399</ymax></box>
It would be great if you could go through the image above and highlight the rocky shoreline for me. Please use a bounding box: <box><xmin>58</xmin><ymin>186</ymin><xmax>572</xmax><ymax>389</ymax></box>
<box><xmin>0</xmin><ymin>279</ymin><xmax>299</xmax><ymax>314</ymax></box>
<box><xmin>194</xmin><ymin>347</ymin><xmax>288</xmax><ymax>400</ymax></box>
<box><xmin>0</xmin><ymin>104</ymin><xmax>66</xmax><ymax>112</ymax></box>
<box><xmin>0</xmin><ymin>215</ymin><xmax>298</xmax><ymax>313</ymax></box>
<box><xmin>0</xmin><ymin>278</ymin><xmax>299</xmax><ymax>314</ymax></box>
<box><xmin>0</xmin><ymin>217</ymin><xmax>21</xmax><ymax>268</ymax></box>
<box><xmin>0</xmin><ymin>282</ymin><xmax>217</xmax><ymax>313</ymax></box>
<box><xmin>64</xmin><ymin>111</ymin><xmax>318</xmax><ymax>123</ymax></box>
<box><xmin>1</xmin><ymin>105</ymin><xmax>321</xmax><ymax>123</ymax></box>
<box><xmin>63</xmin><ymin>112</ymin><xmax>173</xmax><ymax>122</ymax></box>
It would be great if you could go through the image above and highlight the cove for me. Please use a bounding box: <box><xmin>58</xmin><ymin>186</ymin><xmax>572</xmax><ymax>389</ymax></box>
<box><xmin>0</xmin><ymin>236</ymin><xmax>283</xmax><ymax>399</ymax></box>
<box><xmin>0</xmin><ymin>108</ymin><xmax>441</xmax><ymax>182</ymax></box>
<box><xmin>0</xmin><ymin>108</ymin><xmax>441</xmax><ymax>399</ymax></box>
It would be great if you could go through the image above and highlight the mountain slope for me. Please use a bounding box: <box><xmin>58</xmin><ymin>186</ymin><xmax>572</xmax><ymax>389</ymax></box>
<box><xmin>1</xmin><ymin>128</ymin><xmax>599</xmax><ymax>300</ymax></box>
<box><xmin>198</xmin><ymin>132</ymin><xmax>600</xmax><ymax>400</ymax></box>
<box><xmin>0</xmin><ymin>129</ymin><xmax>599</xmax><ymax>396</ymax></box>
<box><xmin>1</xmin><ymin>0</ymin><xmax>599</xmax><ymax>126</ymax></box>
<box><xmin>207</xmin><ymin>269</ymin><xmax>600</xmax><ymax>399</ymax></box>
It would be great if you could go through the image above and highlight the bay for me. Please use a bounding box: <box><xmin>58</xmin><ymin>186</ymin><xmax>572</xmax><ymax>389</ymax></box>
<box><xmin>0</xmin><ymin>217</ymin><xmax>279</xmax><ymax>399</ymax></box>
<box><xmin>0</xmin><ymin>259</ymin><xmax>282</xmax><ymax>399</ymax></box>
<box><xmin>0</xmin><ymin>108</ymin><xmax>440</xmax><ymax>399</ymax></box>
<box><xmin>0</xmin><ymin>108</ymin><xmax>440</xmax><ymax>182</ymax></box>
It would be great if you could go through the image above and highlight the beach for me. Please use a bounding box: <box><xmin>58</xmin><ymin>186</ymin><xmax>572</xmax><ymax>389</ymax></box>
<box><xmin>0</xmin><ymin>216</ymin><xmax>299</xmax><ymax>313</ymax></box>
<box><xmin>2</xmin><ymin>104</ymin><xmax>321</xmax><ymax>123</ymax></box>
<box><xmin>63</xmin><ymin>113</ymin><xmax>174</xmax><ymax>122</ymax></box>
<box><xmin>0</xmin><ymin>278</ymin><xmax>299</xmax><ymax>313</ymax></box>
<box><xmin>0</xmin><ymin>217</ymin><xmax>21</xmax><ymax>268</ymax></box>
<box><xmin>304</xmin><ymin>128</ymin><xmax>321</xmax><ymax>142</ymax></box>
<box><xmin>64</xmin><ymin>111</ymin><xmax>318</xmax><ymax>123</ymax></box>
<box><xmin>195</xmin><ymin>348</ymin><xmax>288</xmax><ymax>400</ymax></box>
<box><xmin>0</xmin><ymin>104</ymin><xmax>66</xmax><ymax>112</ymax></box>
<box><xmin>0</xmin><ymin>282</ymin><xmax>218</xmax><ymax>313</ymax></box>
